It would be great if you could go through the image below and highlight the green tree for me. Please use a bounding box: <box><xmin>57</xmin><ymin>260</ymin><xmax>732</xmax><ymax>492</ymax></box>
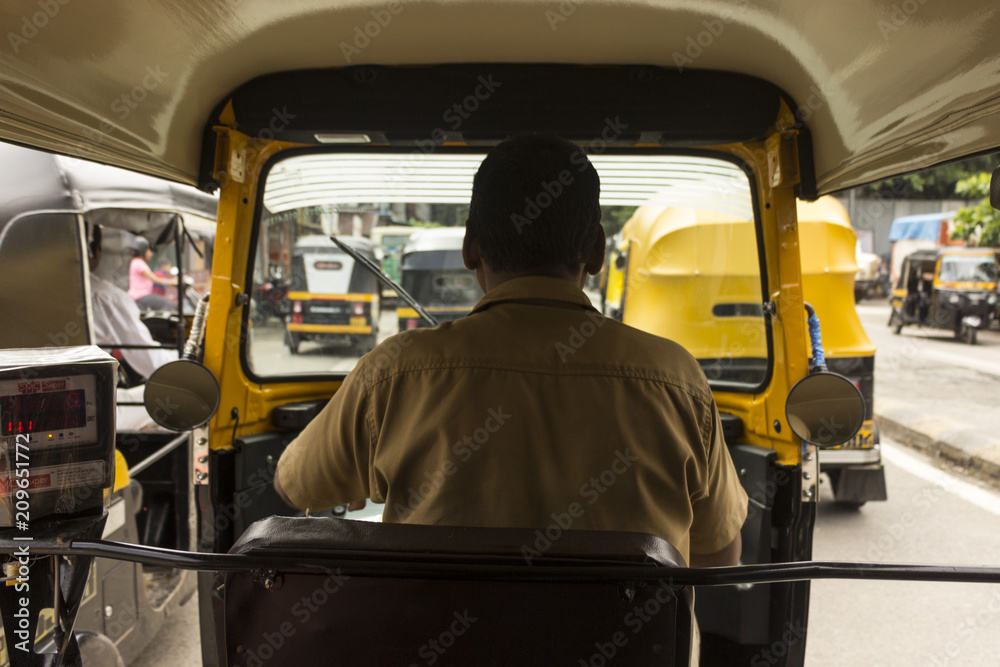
<box><xmin>863</xmin><ymin>154</ymin><xmax>1000</xmax><ymax>199</ymax></box>
<box><xmin>950</xmin><ymin>173</ymin><xmax>1000</xmax><ymax>247</ymax></box>
<box><xmin>600</xmin><ymin>206</ymin><xmax>637</xmax><ymax>238</ymax></box>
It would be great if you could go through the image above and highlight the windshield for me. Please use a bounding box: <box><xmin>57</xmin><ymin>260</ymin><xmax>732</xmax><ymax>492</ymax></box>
<box><xmin>247</xmin><ymin>151</ymin><xmax>765</xmax><ymax>390</ymax></box>
<box><xmin>938</xmin><ymin>255</ymin><xmax>997</xmax><ymax>283</ymax></box>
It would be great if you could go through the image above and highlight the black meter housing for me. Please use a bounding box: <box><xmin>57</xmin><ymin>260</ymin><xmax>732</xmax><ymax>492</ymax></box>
<box><xmin>0</xmin><ymin>346</ymin><xmax>117</xmax><ymax>528</ymax></box>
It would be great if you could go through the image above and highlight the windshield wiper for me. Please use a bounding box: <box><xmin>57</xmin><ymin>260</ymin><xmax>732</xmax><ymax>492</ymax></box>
<box><xmin>329</xmin><ymin>235</ymin><xmax>439</xmax><ymax>327</ymax></box>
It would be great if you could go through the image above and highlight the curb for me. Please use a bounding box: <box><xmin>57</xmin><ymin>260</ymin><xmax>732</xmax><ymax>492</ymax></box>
<box><xmin>875</xmin><ymin>413</ymin><xmax>1000</xmax><ymax>488</ymax></box>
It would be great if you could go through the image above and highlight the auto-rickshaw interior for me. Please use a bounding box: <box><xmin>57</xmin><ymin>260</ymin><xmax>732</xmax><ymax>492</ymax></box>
<box><xmin>2</xmin><ymin>1</ymin><xmax>1000</xmax><ymax>665</ymax></box>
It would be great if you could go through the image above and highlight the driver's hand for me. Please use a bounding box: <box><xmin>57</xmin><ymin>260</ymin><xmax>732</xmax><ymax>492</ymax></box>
<box><xmin>183</xmin><ymin>275</ymin><xmax>195</xmax><ymax>285</ymax></box>
<box><xmin>347</xmin><ymin>499</ymin><xmax>367</xmax><ymax>511</ymax></box>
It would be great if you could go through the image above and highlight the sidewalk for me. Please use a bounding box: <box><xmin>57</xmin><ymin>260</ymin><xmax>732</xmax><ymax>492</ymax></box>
<box><xmin>875</xmin><ymin>398</ymin><xmax>1000</xmax><ymax>485</ymax></box>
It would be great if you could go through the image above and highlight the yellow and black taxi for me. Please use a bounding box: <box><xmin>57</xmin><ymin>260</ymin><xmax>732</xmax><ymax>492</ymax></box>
<box><xmin>396</xmin><ymin>227</ymin><xmax>483</xmax><ymax>330</ymax></box>
<box><xmin>889</xmin><ymin>248</ymin><xmax>999</xmax><ymax>344</ymax></box>
<box><xmin>286</xmin><ymin>235</ymin><xmax>381</xmax><ymax>355</ymax></box>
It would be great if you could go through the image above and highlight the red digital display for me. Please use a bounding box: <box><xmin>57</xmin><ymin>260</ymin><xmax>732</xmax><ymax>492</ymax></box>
<box><xmin>1</xmin><ymin>390</ymin><xmax>87</xmax><ymax>435</ymax></box>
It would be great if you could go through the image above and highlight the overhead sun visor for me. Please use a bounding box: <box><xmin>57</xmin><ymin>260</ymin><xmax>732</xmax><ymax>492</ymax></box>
<box><xmin>203</xmin><ymin>64</ymin><xmax>796</xmax><ymax>190</ymax></box>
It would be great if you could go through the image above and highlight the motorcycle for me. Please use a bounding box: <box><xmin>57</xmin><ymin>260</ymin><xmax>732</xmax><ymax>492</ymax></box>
<box><xmin>251</xmin><ymin>274</ymin><xmax>291</xmax><ymax>325</ymax></box>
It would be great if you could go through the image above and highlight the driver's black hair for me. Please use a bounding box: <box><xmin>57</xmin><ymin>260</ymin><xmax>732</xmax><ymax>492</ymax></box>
<box><xmin>86</xmin><ymin>222</ymin><xmax>102</xmax><ymax>260</ymax></box>
<box><xmin>467</xmin><ymin>134</ymin><xmax>601</xmax><ymax>273</ymax></box>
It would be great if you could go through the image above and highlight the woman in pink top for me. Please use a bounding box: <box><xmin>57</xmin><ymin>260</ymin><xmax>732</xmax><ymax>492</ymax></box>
<box><xmin>128</xmin><ymin>237</ymin><xmax>176</xmax><ymax>310</ymax></box>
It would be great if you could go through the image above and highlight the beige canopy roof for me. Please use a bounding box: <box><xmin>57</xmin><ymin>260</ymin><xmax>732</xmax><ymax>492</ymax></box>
<box><xmin>0</xmin><ymin>0</ymin><xmax>997</xmax><ymax>193</ymax></box>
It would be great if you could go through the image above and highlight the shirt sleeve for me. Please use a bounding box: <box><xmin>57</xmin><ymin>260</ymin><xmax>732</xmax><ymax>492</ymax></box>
<box><xmin>688</xmin><ymin>402</ymin><xmax>749</xmax><ymax>555</ymax></box>
<box><xmin>276</xmin><ymin>361</ymin><xmax>375</xmax><ymax>511</ymax></box>
<box><xmin>90</xmin><ymin>277</ymin><xmax>176</xmax><ymax>378</ymax></box>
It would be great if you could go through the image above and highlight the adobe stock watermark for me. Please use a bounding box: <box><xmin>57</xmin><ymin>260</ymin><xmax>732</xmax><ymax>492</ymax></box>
<box><xmin>408</xmin><ymin>609</ymin><xmax>478</xmax><ymax>666</ymax></box>
<box><xmin>578</xmin><ymin>579</ymin><xmax>678</xmax><ymax>667</ymax></box>
<box><xmin>7</xmin><ymin>0</ymin><xmax>71</xmax><ymax>54</ymax></box>
<box><xmin>510</xmin><ymin>116</ymin><xmax>629</xmax><ymax>234</ymax></box>
<box><xmin>521</xmin><ymin>449</ymin><xmax>639</xmax><ymax>564</ymax></box>
<box><xmin>209</xmin><ymin>106</ymin><xmax>298</xmax><ymax>189</ymax></box>
<box><xmin>749</xmin><ymin>621</ymin><xmax>807</xmax><ymax>666</ymax></box>
<box><xmin>923</xmin><ymin>589</ymin><xmax>1000</xmax><ymax>666</ymax></box>
<box><xmin>340</xmin><ymin>1</ymin><xmax>404</xmax><ymax>63</ymax></box>
<box><xmin>85</xmin><ymin>65</ymin><xmax>170</xmax><ymax>145</ymax></box>
<box><xmin>546</xmin><ymin>0</ymin><xmax>581</xmax><ymax>31</ymax></box>
<box><xmin>862</xmin><ymin>482</ymin><xmax>952</xmax><ymax>561</ymax></box>
<box><xmin>671</xmin><ymin>1</ymin><xmax>749</xmax><ymax>72</ymax></box>
<box><xmin>878</xmin><ymin>0</ymin><xmax>930</xmax><ymax>38</ymax></box>
<box><xmin>239</xmin><ymin>568</ymin><xmax>350</xmax><ymax>666</ymax></box>
<box><xmin>555</xmin><ymin>310</ymin><xmax>606</xmax><ymax>362</ymax></box>
<box><xmin>392</xmin><ymin>406</ymin><xmax>512</xmax><ymax>520</ymax></box>
<box><xmin>385</xmin><ymin>74</ymin><xmax>502</xmax><ymax>192</ymax></box>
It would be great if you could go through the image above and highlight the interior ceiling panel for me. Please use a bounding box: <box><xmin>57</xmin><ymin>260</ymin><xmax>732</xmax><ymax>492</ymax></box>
<box><xmin>0</xmin><ymin>0</ymin><xmax>998</xmax><ymax>193</ymax></box>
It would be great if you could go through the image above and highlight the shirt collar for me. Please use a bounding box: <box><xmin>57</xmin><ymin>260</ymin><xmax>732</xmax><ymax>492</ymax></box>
<box><xmin>470</xmin><ymin>276</ymin><xmax>599</xmax><ymax>315</ymax></box>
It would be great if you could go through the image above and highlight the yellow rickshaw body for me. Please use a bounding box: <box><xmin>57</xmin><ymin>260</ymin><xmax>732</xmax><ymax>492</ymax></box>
<box><xmin>618</xmin><ymin>196</ymin><xmax>880</xmax><ymax>457</ymax></box>
<box><xmin>620</xmin><ymin>206</ymin><xmax>767</xmax><ymax>360</ymax></box>
<box><xmin>619</xmin><ymin>196</ymin><xmax>876</xmax><ymax>362</ymax></box>
<box><xmin>796</xmin><ymin>197</ymin><xmax>875</xmax><ymax>359</ymax></box>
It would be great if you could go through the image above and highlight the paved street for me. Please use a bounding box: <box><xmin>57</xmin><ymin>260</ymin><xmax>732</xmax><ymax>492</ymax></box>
<box><xmin>806</xmin><ymin>441</ymin><xmax>1000</xmax><ymax>666</ymax></box>
<box><xmin>856</xmin><ymin>300</ymin><xmax>1000</xmax><ymax>444</ymax></box>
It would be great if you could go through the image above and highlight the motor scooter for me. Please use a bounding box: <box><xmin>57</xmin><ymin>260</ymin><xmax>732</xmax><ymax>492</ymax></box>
<box><xmin>250</xmin><ymin>274</ymin><xmax>291</xmax><ymax>325</ymax></box>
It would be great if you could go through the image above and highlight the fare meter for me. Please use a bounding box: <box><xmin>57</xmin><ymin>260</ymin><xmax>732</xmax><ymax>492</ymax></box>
<box><xmin>0</xmin><ymin>346</ymin><xmax>116</xmax><ymax>527</ymax></box>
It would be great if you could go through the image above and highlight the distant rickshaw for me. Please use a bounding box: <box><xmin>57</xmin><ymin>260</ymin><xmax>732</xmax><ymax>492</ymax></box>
<box><xmin>396</xmin><ymin>228</ymin><xmax>483</xmax><ymax>330</ymax></box>
<box><xmin>285</xmin><ymin>235</ymin><xmax>381</xmax><ymax>354</ymax></box>
<box><xmin>889</xmin><ymin>248</ymin><xmax>999</xmax><ymax>344</ymax></box>
<box><xmin>613</xmin><ymin>196</ymin><xmax>886</xmax><ymax>507</ymax></box>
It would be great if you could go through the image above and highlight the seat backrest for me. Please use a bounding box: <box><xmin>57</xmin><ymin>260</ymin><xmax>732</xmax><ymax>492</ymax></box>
<box><xmin>0</xmin><ymin>212</ymin><xmax>91</xmax><ymax>348</ymax></box>
<box><xmin>217</xmin><ymin>517</ymin><xmax>694</xmax><ymax>666</ymax></box>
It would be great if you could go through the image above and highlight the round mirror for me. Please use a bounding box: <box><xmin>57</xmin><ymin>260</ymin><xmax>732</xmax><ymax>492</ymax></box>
<box><xmin>143</xmin><ymin>359</ymin><xmax>221</xmax><ymax>431</ymax></box>
<box><xmin>785</xmin><ymin>372</ymin><xmax>865</xmax><ymax>448</ymax></box>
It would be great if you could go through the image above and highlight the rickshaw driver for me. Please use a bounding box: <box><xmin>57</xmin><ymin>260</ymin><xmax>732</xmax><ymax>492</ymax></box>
<box><xmin>274</xmin><ymin>134</ymin><xmax>748</xmax><ymax>568</ymax></box>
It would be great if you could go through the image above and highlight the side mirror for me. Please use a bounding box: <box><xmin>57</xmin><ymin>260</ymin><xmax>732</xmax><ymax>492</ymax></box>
<box><xmin>991</xmin><ymin>165</ymin><xmax>1000</xmax><ymax>210</ymax></box>
<box><xmin>144</xmin><ymin>359</ymin><xmax>220</xmax><ymax>431</ymax></box>
<box><xmin>785</xmin><ymin>372</ymin><xmax>865</xmax><ymax>448</ymax></box>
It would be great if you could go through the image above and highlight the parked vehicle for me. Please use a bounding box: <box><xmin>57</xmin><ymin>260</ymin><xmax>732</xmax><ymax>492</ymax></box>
<box><xmin>854</xmin><ymin>242</ymin><xmax>882</xmax><ymax>301</ymax></box>
<box><xmin>796</xmin><ymin>198</ymin><xmax>887</xmax><ymax>507</ymax></box>
<box><xmin>610</xmin><ymin>196</ymin><xmax>886</xmax><ymax>507</ymax></box>
<box><xmin>249</xmin><ymin>271</ymin><xmax>291</xmax><ymax>325</ymax></box>
<box><xmin>396</xmin><ymin>227</ymin><xmax>483</xmax><ymax>330</ymax></box>
<box><xmin>887</xmin><ymin>211</ymin><xmax>956</xmax><ymax>286</ymax></box>
<box><xmin>285</xmin><ymin>236</ymin><xmax>381</xmax><ymax>354</ymax></box>
<box><xmin>0</xmin><ymin>142</ymin><xmax>218</xmax><ymax>666</ymax></box>
<box><xmin>2</xmin><ymin>3</ymin><xmax>1000</xmax><ymax>666</ymax></box>
<box><xmin>889</xmin><ymin>248</ymin><xmax>999</xmax><ymax>344</ymax></box>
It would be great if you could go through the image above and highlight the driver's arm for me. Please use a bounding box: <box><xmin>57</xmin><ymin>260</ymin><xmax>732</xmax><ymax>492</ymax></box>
<box><xmin>687</xmin><ymin>406</ymin><xmax>748</xmax><ymax>567</ymax></box>
<box><xmin>274</xmin><ymin>359</ymin><xmax>375</xmax><ymax>512</ymax></box>
<box><xmin>274</xmin><ymin>470</ymin><xmax>366</xmax><ymax>511</ymax></box>
<box><xmin>690</xmin><ymin>532</ymin><xmax>741</xmax><ymax>568</ymax></box>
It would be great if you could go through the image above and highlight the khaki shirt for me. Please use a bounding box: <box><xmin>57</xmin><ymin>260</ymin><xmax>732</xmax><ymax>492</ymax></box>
<box><xmin>277</xmin><ymin>276</ymin><xmax>748</xmax><ymax>563</ymax></box>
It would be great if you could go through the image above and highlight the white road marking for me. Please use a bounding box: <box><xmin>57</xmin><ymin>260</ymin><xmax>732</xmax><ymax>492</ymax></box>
<box><xmin>882</xmin><ymin>442</ymin><xmax>1000</xmax><ymax>516</ymax></box>
<box><xmin>922</xmin><ymin>348</ymin><xmax>1000</xmax><ymax>377</ymax></box>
